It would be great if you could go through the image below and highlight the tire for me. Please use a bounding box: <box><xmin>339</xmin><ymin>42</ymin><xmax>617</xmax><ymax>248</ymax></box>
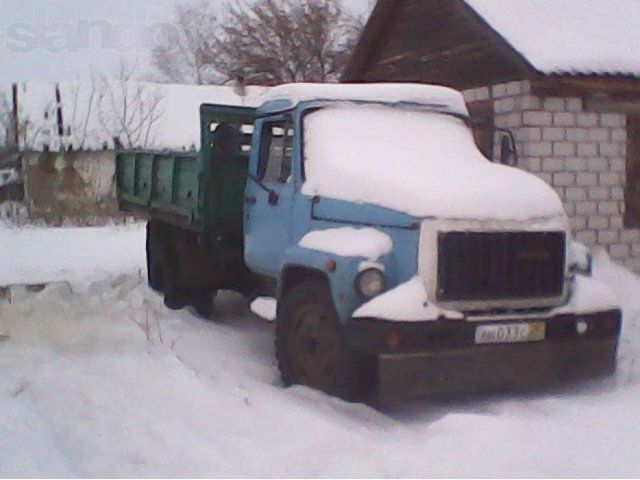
<box><xmin>148</xmin><ymin>258</ymin><xmax>165</xmax><ymax>293</ymax></box>
<box><xmin>191</xmin><ymin>288</ymin><xmax>216</xmax><ymax>319</ymax></box>
<box><xmin>146</xmin><ymin>222</ymin><xmax>164</xmax><ymax>292</ymax></box>
<box><xmin>164</xmin><ymin>286</ymin><xmax>187</xmax><ymax>310</ymax></box>
<box><xmin>161</xmin><ymin>249</ymin><xmax>187</xmax><ymax>310</ymax></box>
<box><xmin>276</xmin><ymin>280</ymin><xmax>374</xmax><ymax>401</ymax></box>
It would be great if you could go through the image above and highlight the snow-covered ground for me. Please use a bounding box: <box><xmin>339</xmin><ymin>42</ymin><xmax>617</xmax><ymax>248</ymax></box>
<box><xmin>1</xmin><ymin>223</ymin><xmax>640</xmax><ymax>477</ymax></box>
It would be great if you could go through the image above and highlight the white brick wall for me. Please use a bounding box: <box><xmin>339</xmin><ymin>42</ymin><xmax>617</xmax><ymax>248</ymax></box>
<box><xmin>463</xmin><ymin>80</ymin><xmax>640</xmax><ymax>272</ymax></box>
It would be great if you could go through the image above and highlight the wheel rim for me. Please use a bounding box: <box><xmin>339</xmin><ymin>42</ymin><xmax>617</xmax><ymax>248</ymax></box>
<box><xmin>288</xmin><ymin>303</ymin><xmax>341</xmax><ymax>389</ymax></box>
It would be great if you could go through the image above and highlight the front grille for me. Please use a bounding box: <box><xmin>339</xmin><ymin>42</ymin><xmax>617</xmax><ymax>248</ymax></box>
<box><xmin>437</xmin><ymin>231</ymin><xmax>565</xmax><ymax>302</ymax></box>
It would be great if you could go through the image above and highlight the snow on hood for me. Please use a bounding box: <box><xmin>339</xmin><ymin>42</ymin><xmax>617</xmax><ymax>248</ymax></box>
<box><xmin>302</xmin><ymin>105</ymin><xmax>564</xmax><ymax>221</ymax></box>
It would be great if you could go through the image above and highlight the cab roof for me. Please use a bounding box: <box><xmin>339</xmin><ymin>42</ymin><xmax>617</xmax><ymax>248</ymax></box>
<box><xmin>256</xmin><ymin>82</ymin><xmax>469</xmax><ymax>117</ymax></box>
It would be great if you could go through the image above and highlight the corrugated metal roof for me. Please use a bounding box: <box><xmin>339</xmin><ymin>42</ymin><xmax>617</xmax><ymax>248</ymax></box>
<box><xmin>465</xmin><ymin>0</ymin><xmax>640</xmax><ymax>77</ymax></box>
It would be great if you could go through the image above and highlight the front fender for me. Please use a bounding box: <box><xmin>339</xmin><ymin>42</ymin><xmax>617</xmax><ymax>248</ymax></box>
<box><xmin>280</xmin><ymin>245</ymin><xmax>395</xmax><ymax>323</ymax></box>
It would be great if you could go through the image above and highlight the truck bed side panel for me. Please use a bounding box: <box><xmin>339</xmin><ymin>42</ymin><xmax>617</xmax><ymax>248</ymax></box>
<box><xmin>117</xmin><ymin>151</ymin><xmax>199</xmax><ymax>229</ymax></box>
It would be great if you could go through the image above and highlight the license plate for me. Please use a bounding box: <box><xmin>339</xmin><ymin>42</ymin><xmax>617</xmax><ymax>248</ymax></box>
<box><xmin>475</xmin><ymin>322</ymin><xmax>545</xmax><ymax>344</ymax></box>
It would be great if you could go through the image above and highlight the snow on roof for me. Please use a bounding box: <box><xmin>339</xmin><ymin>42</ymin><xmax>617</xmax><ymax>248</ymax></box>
<box><xmin>264</xmin><ymin>83</ymin><xmax>469</xmax><ymax>116</ymax></box>
<box><xmin>464</xmin><ymin>0</ymin><xmax>640</xmax><ymax>77</ymax></box>
<box><xmin>13</xmin><ymin>82</ymin><xmax>270</xmax><ymax>152</ymax></box>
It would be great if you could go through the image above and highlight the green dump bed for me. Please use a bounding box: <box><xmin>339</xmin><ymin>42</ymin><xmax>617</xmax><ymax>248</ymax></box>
<box><xmin>116</xmin><ymin>104</ymin><xmax>257</xmax><ymax>234</ymax></box>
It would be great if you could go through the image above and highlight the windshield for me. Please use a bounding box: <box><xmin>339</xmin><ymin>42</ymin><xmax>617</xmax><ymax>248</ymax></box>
<box><xmin>301</xmin><ymin>104</ymin><xmax>563</xmax><ymax>220</ymax></box>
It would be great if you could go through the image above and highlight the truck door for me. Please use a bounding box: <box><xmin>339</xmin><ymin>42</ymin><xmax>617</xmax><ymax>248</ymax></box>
<box><xmin>244</xmin><ymin>114</ymin><xmax>295</xmax><ymax>276</ymax></box>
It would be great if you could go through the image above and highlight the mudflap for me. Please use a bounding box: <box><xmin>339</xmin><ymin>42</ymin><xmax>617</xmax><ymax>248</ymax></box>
<box><xmin>377</xmin><ymin>336</ymin><xmax>619</xmax><ymax>403</ymax></box>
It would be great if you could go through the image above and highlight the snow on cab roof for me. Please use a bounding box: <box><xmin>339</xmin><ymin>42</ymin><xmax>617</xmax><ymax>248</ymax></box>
<box><xmin>11</xmin><ymin>82</ymin><xmax>270</xmax><ymax>152</ymax></box>
<box><xmin>465</xmin><ymin>0</ymin><xmax>640</xmax><ymax>77</ymax></box>
<box><xmin>263</xmin><ymin>83</ymin><xmax>469</xmax><ymax>116</ymax></box>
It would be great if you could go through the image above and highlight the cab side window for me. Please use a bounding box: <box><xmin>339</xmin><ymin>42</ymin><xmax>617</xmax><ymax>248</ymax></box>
<box><xmin>258</xmin><ymin>118</ymin><xmax>294</xmax><ymax>184</ymax></box>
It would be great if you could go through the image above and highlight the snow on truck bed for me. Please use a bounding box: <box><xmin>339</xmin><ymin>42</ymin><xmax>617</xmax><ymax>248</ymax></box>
<box><xmin>1</xmin><ymin>224</ymin><xmax>640</xmax><ymax>476</ymax></box>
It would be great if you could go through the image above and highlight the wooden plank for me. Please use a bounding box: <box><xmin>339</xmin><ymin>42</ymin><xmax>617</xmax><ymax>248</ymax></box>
<box><xmin>345</xmin><ymin>0</ymin><xmax>538</xmax><ymax>88</ymax></box>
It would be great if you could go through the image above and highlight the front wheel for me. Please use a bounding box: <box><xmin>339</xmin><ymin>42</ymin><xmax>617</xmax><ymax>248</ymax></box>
<box><xmin>275</xmin><ymin>281</ymin><xmax>374</xmax><ymax>401</ymax></box>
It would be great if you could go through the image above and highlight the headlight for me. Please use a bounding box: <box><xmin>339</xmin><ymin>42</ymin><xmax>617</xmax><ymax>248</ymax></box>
<box><xmin>355</xmin><ymin>268</ymin><xmax>385</xmax><ymax>299</ymax></box>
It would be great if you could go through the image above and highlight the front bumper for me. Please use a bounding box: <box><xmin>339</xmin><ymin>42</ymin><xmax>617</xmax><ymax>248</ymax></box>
<box><xmin>346</xmin><ymin>309</ymin><xmax>621</xmax><ymax>401</ymax></box>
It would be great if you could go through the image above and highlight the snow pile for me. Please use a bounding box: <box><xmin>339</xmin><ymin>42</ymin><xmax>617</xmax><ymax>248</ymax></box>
<box><xmin>13</xmin><ymin>81</ymin><xmax>270</xmax><ymax>152</ymax></box>
<box><xmin>553</xmin><ymin>273</ymin><xmax>620</xmax><ymax>315</ymax></box>
<box><xmin>465</xmin><ymin>0</ymin><xmax>640</xmax><ymax>76</ymax></box>
<box><xmin>303</xmin><ymin>105</ymin><xmax>564</xmax><ymax>220</ymax></box>
<box><xmin>592</xmin><ymin>250</ymin><xmax>640</xmax><ymax>386</ymax></box>
<box><xmin>250</xmin><ymin>297</ymin><xmax>277</xmax><ymax>321</ymax></box>
<box><xmin>0</xmin><ymin>223</ymin><xmax>146</xmax><ymax>289</ymax></box>
<box><xmin>265</xmin><ymin>82</ymin><xmax>469</xmax><ymax>116</ymax></box>
<box><xmin>299</xmin><ymin>226</ymin><xmax>393</xmax><ymax>260</ymax></box>
<box><xmin>1</xmin><ymin>225</ymin><xmax>640</xmax><ymax>476</ymax></box>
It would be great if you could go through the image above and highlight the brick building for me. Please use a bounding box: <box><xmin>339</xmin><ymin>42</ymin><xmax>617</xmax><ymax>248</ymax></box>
<box><xmin>343</xmin><ymin>0</ymin><xmax>640</xmax><ymax>271</ymax></box>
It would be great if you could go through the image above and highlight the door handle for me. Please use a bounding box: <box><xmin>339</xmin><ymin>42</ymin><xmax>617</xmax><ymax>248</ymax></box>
<box><xmin>244</xmin><ymin>195</ymin><xmax>256</xmax><ymax>205</ymax></box>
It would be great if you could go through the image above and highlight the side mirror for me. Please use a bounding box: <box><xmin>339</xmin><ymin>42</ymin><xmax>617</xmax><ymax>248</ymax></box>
<box><xmin>500</xmin><ymin>135</ymin><xmax>513</xmax><ymax>164</ymax></box>
<box><xmin>496</xmin><ymin>129</ymin><xmax>518</xmax><ymax>166</ymax></box>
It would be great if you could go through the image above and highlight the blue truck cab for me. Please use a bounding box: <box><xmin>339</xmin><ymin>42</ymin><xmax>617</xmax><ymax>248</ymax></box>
<box><xmin>117</xmin><ymin>83</ymin><xmax>621</xmax><ymax>401</ymax></box>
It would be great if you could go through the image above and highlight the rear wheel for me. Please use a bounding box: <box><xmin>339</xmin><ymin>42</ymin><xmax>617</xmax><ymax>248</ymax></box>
<box><xmin>161</xmin><ymin>251</ymin><xmax>187</xmax><ymax>310</ymax></box>
<box><xmin>163</xmin><ymin>283</ymin><xmax>187</xmax><ymax>310</ymax></box>
<box><xmin>148</xmin><ymin>258</ymin><xmax>165</xmax><ymax>292</ymax></box>
<box><xmin>276</xmin><ymin>280</ymin><xmax>374</xmax><ymax>401</ymax></box>
<box><xmin>146</xmin><ymin>222</ymin><xmax>165</xmax><ymax>292</ymax></box>
<box><xmin>190</xmin><ymin>288</ymin><xmax>217</xmax><ymax>319</ymax></box>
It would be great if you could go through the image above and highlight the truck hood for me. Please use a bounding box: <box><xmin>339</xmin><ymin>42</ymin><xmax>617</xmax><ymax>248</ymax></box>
<box><xmin>303</xmin><ymin>105</ymin><xmax>565</xmax><ymax>222</ymax></box>
<box><xmin>303</xmin><ymin>161</ymin><xmax>565</xmax><ymax>222</ymax></box>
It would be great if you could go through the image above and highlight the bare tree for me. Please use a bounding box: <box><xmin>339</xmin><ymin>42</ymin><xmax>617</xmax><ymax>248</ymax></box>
<box><xmin>212</xmin><ymin>0</ymin><xmax>363</xmax><ymax>84</ymax></box>
<box><xmin>97</xmin><ymin>62</ymin><xmax>164</xmax><ymax>149</ymax></box>
<box><xmin>151</xmin><ymin>0</ymin><xmax>222</xmax><ymax>85</ymax></box>
<box><xmin>14</xmin><ymin>86</ymin><xmax>56</xmax><ymax>152</ymax></box>
<box><xmin>63</xmin><ymin>75</ymin><xmax>100</xmax><ymax>150</ymax></box>
<box><xmin>0</xmin><ymin>89</ymin><xmax>11</xmax><ymax>147</ymax></box>
<box><xmin>153</xmin><ymin>0</ymin><xmax>363</xmax><ymax>86</ymax></box>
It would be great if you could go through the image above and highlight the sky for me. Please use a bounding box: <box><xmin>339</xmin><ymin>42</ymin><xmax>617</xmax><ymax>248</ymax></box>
<box><xmin>0</xmin><ymin>0</ymin><xmax>374</xmax><ymax>84</ymax></box>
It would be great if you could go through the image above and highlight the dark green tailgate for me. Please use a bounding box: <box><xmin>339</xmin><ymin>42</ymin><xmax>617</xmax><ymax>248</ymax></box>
<box><xmin>116</xmin><ymin>104</ymin><xmax>257</xmax><ymax>234</ymax></box>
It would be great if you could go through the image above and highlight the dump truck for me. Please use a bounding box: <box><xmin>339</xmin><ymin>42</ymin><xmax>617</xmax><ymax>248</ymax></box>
<box><xmin>116</xmin><ymin>83</ymin><xmax>621</xmax><ymax>401</ymax></box>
